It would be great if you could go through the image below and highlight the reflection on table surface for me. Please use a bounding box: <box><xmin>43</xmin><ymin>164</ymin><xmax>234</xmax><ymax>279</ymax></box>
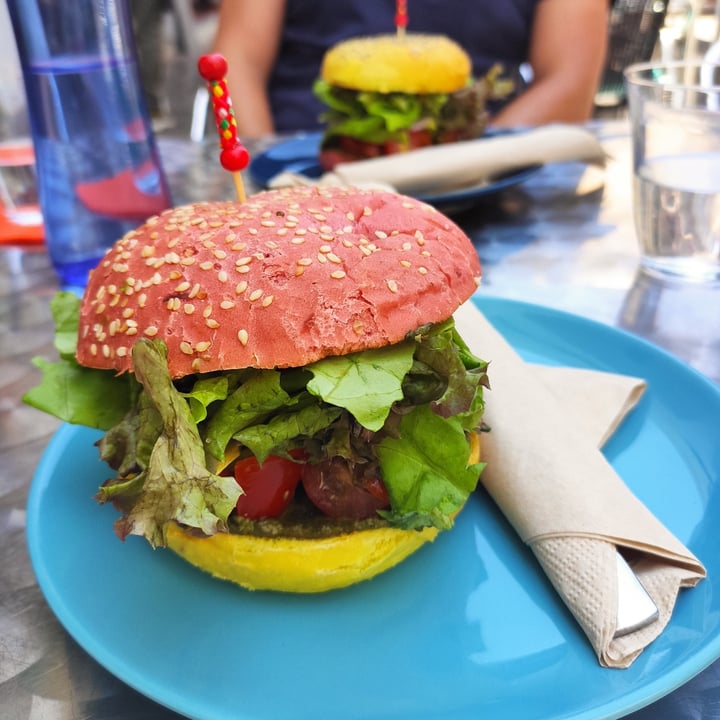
<box><xmin>1</xmin><ymin>119</ymin><xmax>719</xmax><ymax>720</ymax></box>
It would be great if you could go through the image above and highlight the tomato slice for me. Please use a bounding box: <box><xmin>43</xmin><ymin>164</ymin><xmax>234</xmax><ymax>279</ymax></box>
<box><xmin>301</xmin><ymin>458</ymin><xmax>390</xmax><ymax>520</ymax></box>
<box><xmin>232</xmin><ymin>454</ymin><xmax>303</xmax><ymax>519</ymax></box>
<box><xmin>384</xmin><ymin>129</ymin><xmax>433</xmax><ymax>155</ymax></box>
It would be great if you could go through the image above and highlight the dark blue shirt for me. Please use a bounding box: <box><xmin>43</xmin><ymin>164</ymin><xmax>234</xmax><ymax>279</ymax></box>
<box><xmin>269</xmin><ymin>0</ymin><xmax>540</xmax><ymax>132</ymax></box>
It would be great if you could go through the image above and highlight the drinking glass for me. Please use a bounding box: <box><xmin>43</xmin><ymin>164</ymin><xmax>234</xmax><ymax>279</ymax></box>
<box><xmin>6</xmin><ymin>0</ymin><xmax>172</xmax><ymax>288</ymax></box>
<box><xmin>624</xmin><ymin>61</ymin><xmax>720</xmax><ymax>282</ymax></box>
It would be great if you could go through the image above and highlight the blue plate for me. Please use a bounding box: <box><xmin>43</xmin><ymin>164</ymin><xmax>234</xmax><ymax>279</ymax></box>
<box><xmin>26</xmin><ymin>296</ymin><xmax>720</xmax><ymax>720</ymax></box>
<box><xmin>248</xmin><ymin>132</ymin><xmax>541</xmax><ymax>212</ymax></box>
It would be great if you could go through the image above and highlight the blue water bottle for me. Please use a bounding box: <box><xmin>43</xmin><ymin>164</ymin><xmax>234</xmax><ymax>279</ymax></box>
<box><xmin>6</xmin><ymin>0</ymin><xmax>172</xmax><ymax>288</ymax></box>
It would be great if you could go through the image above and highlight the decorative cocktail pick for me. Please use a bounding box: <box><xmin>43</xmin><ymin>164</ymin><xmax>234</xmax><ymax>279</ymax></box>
<box><xmin>197</xmin><ymin>53</ymin><xmax>250</xmax><ymax>203</ymax></box>
<box><xmin>395</xmin><ymin>0</ymin><xmax>408</xmax><ymax>38</ymax></box>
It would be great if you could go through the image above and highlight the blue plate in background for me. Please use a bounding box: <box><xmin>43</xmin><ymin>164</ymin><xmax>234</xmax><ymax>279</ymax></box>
<box><xmin>248</xmin><ymin>132</ymin><xmax>540</xmax><ymax>212</ymax></box>
<box><xmin>26</xmin><ymin>296</ymin><xmax>720</xmax><ymax>720</ymax></box>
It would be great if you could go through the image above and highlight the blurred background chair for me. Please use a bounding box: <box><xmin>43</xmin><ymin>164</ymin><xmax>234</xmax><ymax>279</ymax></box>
<box><xmin>130</xmin><ymin>0</ymin><xmax>217</xmax><ymax>139</ymax></box>
<box><xmin>594</xmin><ymin>0</ymin><xmax>720</xmax><ymax>113</ymax></box>
<box><xmin>168</xmin><ymin>0</ymin><xmax>217</xmax><ymax>140</ymax></box>
<box><xmin>594</xmin><ymin>0</ymin><xmax>670</xmax><ymax>110</ymax></box>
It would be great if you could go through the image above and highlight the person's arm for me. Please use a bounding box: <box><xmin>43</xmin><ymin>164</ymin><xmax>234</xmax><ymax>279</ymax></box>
<box><xmin>491</xmin><ymin>0</ymin><xmax>608</xmax><ymax>127</ymax></box>
<box><xmin>212</xmin><ymin>0</ymin><xmax>286</xmax><ymax>137</ymax></box>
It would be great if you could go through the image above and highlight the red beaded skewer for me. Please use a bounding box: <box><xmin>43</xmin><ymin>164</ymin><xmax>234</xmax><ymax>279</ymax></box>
<box><xmin>395</xmin><ymin>0</ymin><xmax>408</xmax><ymax>38</ymax></box>
<box><xmin>197</xmin><ymin>53</ymin><xmax>250</xmax><ymax>203</ymax></box>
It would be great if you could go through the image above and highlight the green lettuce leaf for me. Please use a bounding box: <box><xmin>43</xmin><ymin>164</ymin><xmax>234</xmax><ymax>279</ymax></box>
<box><xmin>322</xmin><ymin>114</ymin><xmax>389</xmax><ymax>144</ymax></box>
<box><xmin>96</xmin><ymin>390</ymin><xmax>163</xmax><ymax>476</ymax></box>
<box><xmin>182</xmin><ymin>375</ymin><xmax>231</xmax><ymax>423</ymax></box>
<box><xmin>313</xmin><ymin>78</ymin><xmax>449</xmax><ymax>143</ymax></box>
<box><xmin>306</xmin><ymin>341</ymin><xmax>416</xmax><ymax>431</ymax></box>
<box><xmin>23</xmin><ymin>356</ymin><xmax>135</xmax><ymax>431</ymax></box>
<box><xmin>376</xmin><ymin>404</ymin><xmax>485</xmax><ymax>530</ymax></box>
<box><xmin>313</xmin><ymin>78</ymin><xmax>363</xmax><ymax>115</ymax></box>
<box><xmin>358</xmin><ymin>91</ymin><xmax>449</xmax><ymax>133</ymax></box>
<box><xmin>203</xmin><ymin>369</ymin><xmax>296</xmax><ymax>462</ymax></box>
<box><xmin>357</xmin><ymin>91</ymin><xmax>423</xmax><ymax>133</ymax></box>
<box><xmin>96</xmin><ymin>339</ymin><xmax>241</xmax><ymax>547</ymax></box>
<box><xmin>234</xmin><ymin>401</ymin><xmax>343</xmax><ymax>464</ymax></box>
<box><xmin>413</xmin><ymin>320</ymin><xmax>489</xmax><ymax>422</ymax></box>
<box><xmin>50</xmin><ymin>291</ymin><xmax>83</xmax><ymax>359</ymax></box>
<box><xmin>22</xmin><ymin>291</ymin><xmax>134</xmax><ymax>430</ymax></box>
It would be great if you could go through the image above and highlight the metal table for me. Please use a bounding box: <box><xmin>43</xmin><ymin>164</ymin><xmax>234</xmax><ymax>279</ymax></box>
<box><xmin>2</xmin><ymin>120</ymin><xmax>719</xmax><ymax>719</ymax></box>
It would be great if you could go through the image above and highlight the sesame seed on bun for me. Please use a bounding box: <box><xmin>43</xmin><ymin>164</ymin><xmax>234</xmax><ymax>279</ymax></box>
<box><xmin>77</xmin><ymin>185</ymin><xmax>481</xmax><ymax>378</ymax></box>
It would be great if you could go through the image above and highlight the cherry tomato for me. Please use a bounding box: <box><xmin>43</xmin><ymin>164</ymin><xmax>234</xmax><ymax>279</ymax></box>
<box><xmin>437</xmin><ymin>129</ymin><xmax>461</xmax><ymax>144</ymax></box>
<box><xmin>338</xmin><ymin>135</ymin><xmax>383</xmax><ymax>159</ymax></box>
<box><xmin>363</xmin><ymin>475</ymin><xmax>391</xmax><ymax>506</ymax></box>
<box><xmin>233</xmin><ymin>454</ymin><xmax>303</xmax><ymax>519</ymax></box>
<box><xmin>384</xmin><ymin>129</ymin><xmax>433</xmax><ymax>155</ymax></box>
<box><xmin>301</xmin><ymin>458</ymin><xmax>390</xmax><ymax>520</ymax></box>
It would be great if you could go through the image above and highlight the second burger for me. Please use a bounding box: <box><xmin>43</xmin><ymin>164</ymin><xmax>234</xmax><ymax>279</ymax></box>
<box><xmin>313</xmin><ymin>33</ymin><xmax>510</xmax><ymax>169</ymax></box>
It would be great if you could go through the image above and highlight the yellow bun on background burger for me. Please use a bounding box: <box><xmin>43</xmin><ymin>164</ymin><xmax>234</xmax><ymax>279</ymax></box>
<box><xmin>25</xmin><ymin>185</ymin><xmax>489</xmax><ymax>593</ymax></box>
<box><xmin>320</xmin><ymin>34</ymin><xmax>472</xmax><ymax>95</ymax></box>
<box><xmin>313</xmin><ymin>33</ymin><xmax>506</xmax><ymax>170</ymax></box>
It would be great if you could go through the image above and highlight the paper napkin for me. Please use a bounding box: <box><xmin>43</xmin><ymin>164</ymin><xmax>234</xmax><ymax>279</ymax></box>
<box><xmin>453</xmin><ymin>301</ymin><xmax>706</xmax><ymax>668</ymax></box>
<box><xmin>268</xmin><ymin>124</ymin><xmax>607</xmax><ymax>196</ymax></box>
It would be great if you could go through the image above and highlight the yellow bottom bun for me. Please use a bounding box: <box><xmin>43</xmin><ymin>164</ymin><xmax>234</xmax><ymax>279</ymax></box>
<box><xmin>165</xmin><ymin>431</ymin><xmax>481</xmax><ymax>593</ymax></box>
<box><xmin>165</xmin><ymin>521</ymin><xmax>441</xmax><ymax>593</ymax></box>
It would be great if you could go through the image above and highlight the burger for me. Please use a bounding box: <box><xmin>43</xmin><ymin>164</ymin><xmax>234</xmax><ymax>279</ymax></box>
<box><xmin>313</xmin><ymin>33</ymin><xmax>509</xmax><ymax>170</ymax></box>
<box><xmin>24</xmin><ymin>185</ymin><xmax>488</xmax><ymax>593</ymax></box>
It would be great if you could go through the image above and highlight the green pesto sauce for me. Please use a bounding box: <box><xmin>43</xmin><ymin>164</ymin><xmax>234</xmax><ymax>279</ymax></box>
<box><xmin>227</xmin><ymin>492</ymin><xmax>391</xmax><ymax>539</ymax></box>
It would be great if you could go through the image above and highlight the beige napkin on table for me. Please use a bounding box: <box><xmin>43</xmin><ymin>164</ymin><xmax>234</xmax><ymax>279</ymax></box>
<box><xmin>269</xmin><ymin>124</ymin><xmax>607</xmax><ymax>196</ymax></box>
<box><xmin>454</xmin><ymin>301</ymin><xmax>706</xmax><ymax>668</ymax></box>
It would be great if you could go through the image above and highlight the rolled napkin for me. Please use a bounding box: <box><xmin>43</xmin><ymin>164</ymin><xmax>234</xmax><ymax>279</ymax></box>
<box><xmin>535</xmin><ymin>365</ymin><xmax>648</xmax><ymax>448</ymax></box>
<box><xmin>454</xmin><ymin>301</ymin><xmax>706</xmax><ymax>668</ymax></box>
<box><xmin>269</xmin><ymin>124</ymin><xmax>607</xmax><ymax>196</ymax></box>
